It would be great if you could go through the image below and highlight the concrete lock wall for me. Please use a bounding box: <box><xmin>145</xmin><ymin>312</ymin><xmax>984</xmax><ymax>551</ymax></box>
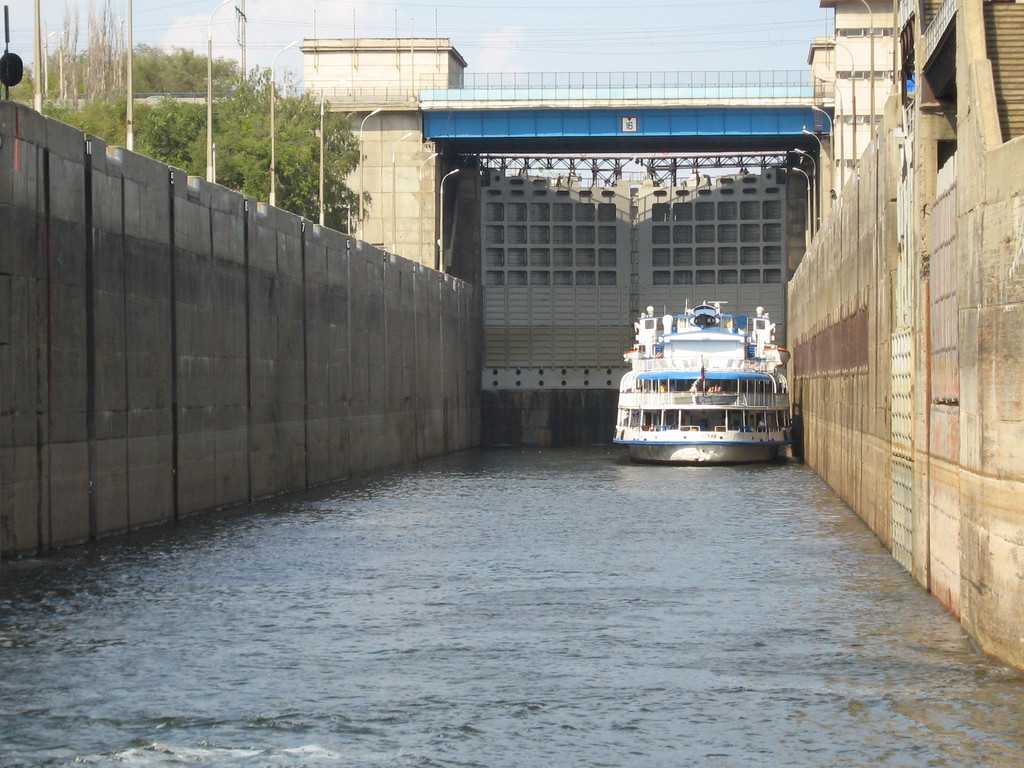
<box><xmin>789</xmin><ymin>2</ymin><xmax>1024</xmax><ymax>672</ymax></box>
<box><xmin>0</xmin><ymin>101</ymin><xmax>481</xmax><ymax>558</ymax></box>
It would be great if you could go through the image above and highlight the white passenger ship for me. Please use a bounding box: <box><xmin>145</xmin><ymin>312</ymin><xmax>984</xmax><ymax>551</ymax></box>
<box><xmin>614</xmin><ymin>302</ymin><xmax>792</xmax><ymax>464</ymax></box>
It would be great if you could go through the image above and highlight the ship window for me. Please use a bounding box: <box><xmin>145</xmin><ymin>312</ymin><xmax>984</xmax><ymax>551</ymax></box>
<box><xmin>764</xmin><ymin>269</ymin><xmax>782</xmax><ymax>283</ymax></box>
<box><xmin>485</xmin><ymin>225</ymin><xmax>505</xmax><ymax>244</ymax></box>
<box><xmin>485</xmin><ymin>271</ymin><xmax>505</xmax><ymax>285</ymax></box>
<box><xmin>695</xmin><ymin>224</ymin><xmax>716</xmax><ymax>244</ymax></box>
<box><xmin>484</xmin><ymin>249</ymin><xmax>504</xmax><ymax>267</ymax></box>
<box><xmin>741</xmin><ymin>246</ymin><xmax>761</xmax><ymax>265</ymax></box>
<box><xmin>718</xmin><ymin>224</ymin><xmax>738</xmax><ymax>243</ymax></box>
<box><xmin>763</xmin><ymin>223</ymin><xmax>782</xmax><ymax>242</ymax></box>
<box><xmin>508</xmin><ymin>203</ymin><xmax>527</xmax><ymax>221</ymax></box>
<box><xmin>530</xmin><ymin>271</ymin><xmax>550</xmax><ymax>285</ymax></box>
<box><xmin>598</xmin><ymin>249</ymin><xmax>617</xmax><ymax>267</ymax></box>
<box><xmin>652</xmin><ymin>202</ymin><xmax>670</xmax><ymax>222</ymax></box>
<box><xmin>507</xmin><ymin>270</ymin><xmax>527</xmax><ymax>285</ymax></box>
<box><xmin>507</xmin><ymin>248</ymin><xmax>527</xmax><ymax>267</ymax></box>
<box><xmin>652</xmin><ymin>225</ymin><xmax>671</xmax><ymax>244</ymax></box>
<box><xmin>653</xmin><ymin>270</ymin><xmax>671</xmax><ymax>285</ymax></box>
<box><xmin>598</xmin><ymin>226</ymin><xmax>617</xmax><ymax>244</ymax></box>
<box><xmin>576</xmin><ymin>248</ymin><xmax>596</xmax><ymax>267</ymax></box>
<box><xmin>553</xmin><ymin>202</ymin><xmax>573</xmax><ymax>221</ymax></box>
<box><xmin>763</xmin><ymin>245</ymin><xmax>782</xmax><ymax>264</ymax></box>
<box><xmin>719</xmin><ymin>270</ymin><xmax>738</xmax><ymax>284</ymax></box>
<box><xmin>576</xmin><ymin>271</ymin><xmax>596</xmax><ymax>285</ymax></box>
<box><xmin>553</xmin><ymin>225</ymin><xmax>573</xmax><ymax>244</ymax></box>
<box><xmin>484</xmin><ymin>202</ymin><xmax>504</xmax><ymax>221</ymax></box>
<box><xmin>673</xmin><ymin>248</ymin><xmax>693</xmax><ymax>266</ymax></box>
<box><xmin>740</xmin><ymin>201</ymin><xmax>760</xmax><ymax>219</ymax></box>
<box><xmin>530</xmin><ymin>202</ymin><xmax>550</xmax><ymax>220</ymax></box>
<box><xmin>598</xmin><ymin>203</ymin><xmax>617</xmax><ymax>222</ymax></box>
<box><xmin>696</xmin><ymin>270</ymin><xmax>716</xmax><ymax>284</ymax></box>
<box><xmin>695</xmin><ymin>201</ymin><xmax>715</xmax><ymax>221</ymax></box>
<box><xmin>673</xmin><ymin>202</ymin><xmax>692</xmax><ymax>221</ymax></box>
<box><xmin>598</xmin><ymin>271</ymin><xmax>617</xmax><ymax>285</ymax></box>
<box><xmin>762</xmin><ymin>200</ymin><xmax>782</xmax><ymax>219</ymax></box>
<box><xmin>718</xmin><ymin>201</ymin><xmax>737</xmax><ymax>220</ymax></box>
<box><xmin>741</xmin><ymin>269</ymin><xmax>761</xmax><ymax>284</ymax></box>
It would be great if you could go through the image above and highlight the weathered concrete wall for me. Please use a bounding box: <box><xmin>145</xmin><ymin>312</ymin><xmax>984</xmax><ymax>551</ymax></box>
<box><xmin>480</xmin><ymin>389</ymin><xmax>619</xmax><ymax>447</ymax></box>
<box><xmin>790</xmin><ymin>1</ymin><xmax>1024</xmax><ymax>672</ymax></box>
<box><xmin>0</xmin><ymin>101</ymin><xmax>481</xmax><ymax>558</ymax></box>
<box><xmin>788</xmin><ymin>96</ymin><xmax>901</xmax><ymax>548</ymax></box>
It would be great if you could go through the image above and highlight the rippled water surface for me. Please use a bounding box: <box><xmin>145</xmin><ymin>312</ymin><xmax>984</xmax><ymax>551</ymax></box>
<box><xmin>2</xmin><ymin>448</ymin><xmax>1023</xmax><ymax>767</ymax></box>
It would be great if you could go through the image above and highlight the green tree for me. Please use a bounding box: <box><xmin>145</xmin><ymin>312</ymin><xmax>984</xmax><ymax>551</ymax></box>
<box><xmin>134</xmin><ymin>97</ymin><xmax>205</xmax><ymax>174</ymax></box>
<box><xmin>212</xmin><ymin>68</ymin><xmax>360</xmax><ymax>231</ymax></box>
<box><xmin>133</xmin><ymin>45</ymin><xmax>237</xmax><ymax>96</ymax></box>
<box><xmin>31</xmin><ymin>56</ymin><xmax>360</xmax><ymax>232</ymax></box>
<box><xmin>47</xmin><ymin>99</ymin><xmax>129</xmax><ymax>145</ymax></box>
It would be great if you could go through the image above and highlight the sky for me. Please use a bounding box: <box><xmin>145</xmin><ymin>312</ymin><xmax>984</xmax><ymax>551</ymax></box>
<box><xmin>9</xmin><ymin>0</ymin><xmax>833</xmax><ymax>85</ymax></box>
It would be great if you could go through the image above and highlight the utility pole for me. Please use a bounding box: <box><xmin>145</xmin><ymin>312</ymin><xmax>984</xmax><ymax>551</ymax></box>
<box><xmin>235</xmin><ymin>0</ymin><xmax>246</xmax><ymax>75</ymax></box>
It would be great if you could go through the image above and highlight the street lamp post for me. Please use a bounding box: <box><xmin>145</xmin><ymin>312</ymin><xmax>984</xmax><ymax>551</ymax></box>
<box><xmin>206</xmin><ymin>0</ymin><xmax>233</xmax><ymax>183</ymax></box>
<box><xmin>418</xmin><ymin>152</ymin><xmax>438</xmax><ymax>263</ymax></box>
<box><xmin>833</xmin><ymin>40</ymin><xmax>858</xmax><ymax>177</ymax></box>
<box><xmin>269</xmin><ymin>39</ymin><xmax>299</xmax><ymax>208</ymax></box>
<box><xmin>815</xmin><ymin>81</ymin><xmax>845</xmax><ymax>189</ymax></box>
<box><xmin>391</xmin><ymin>130</ymin><xmax>415</xmax><ymax>252</ymax></box>
<box><xmin>33</xmin><ymin>0</ymin><xmax>41</xmax><ymax>112</ymax></box>
<box><xmin>794</xmin><ymin>146</ymin><xmax>818</xmax><ymax>232</ymax></box>
<box><xmin>790</xmin><ymin>165</ymin><xmax>812</xmax><ymax>251</ymax></box>
<box><xmin>810</xmin><ymin>104</ymin><xmax>835</xmax><ymax>182</ymax></box>
<box><xmin>319</xmin><ymin>78</ymin><xmax>345</xmax><ymax>226</ymax></box>
<box><xmin>438</xmin><ymin>168</ymin><xmax>460</xmax><ymax>272</ymax></box>
<box><xmin>856</xmin><ymin>0</ymin><xmax>876</xmax><ymax>134</ymax></box>
<box><xmin>126</xmin><ymin>0</ymin><xmax>133</xmax><ymax>151</ymax></box>
<box><xmin>357</xmin><ymin>107</ymin><xmax>383</xmax><ymax>241</ymax></box>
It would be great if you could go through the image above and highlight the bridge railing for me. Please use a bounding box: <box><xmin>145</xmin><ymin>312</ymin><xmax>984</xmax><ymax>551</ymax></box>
<box><xmin>419</xmin><ymin>70</ymin><xmax>820</xmax><ymax>102</ymax></box>
<box><xmin>298</xmin><ymin>71</ymin><xmax>833</xmax><ymax>107</ymax></box>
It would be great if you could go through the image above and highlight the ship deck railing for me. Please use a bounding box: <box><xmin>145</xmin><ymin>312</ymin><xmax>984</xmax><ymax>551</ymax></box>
<box><xmin>629</xmin><ymin>357</ymin><xmax>777</xmax><ymax>374</ymax></box>
<box><xmin>617</xmin><ymin>392</ymin><xmax>791</xmax><ymax>409</ymax></box>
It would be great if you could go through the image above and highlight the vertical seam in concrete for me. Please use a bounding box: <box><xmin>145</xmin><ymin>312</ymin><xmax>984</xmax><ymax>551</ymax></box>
<box><xmin>84</xmin><ymin>139</ymin><xmax>97</xmax><ymax>541</ymax></box>
<box><xmin>120</xmin><ymin>174</ymin><xmax>131</xmax><ymax>530</ymax></box>
<box><xmin>40</xmin><ymin>145</ymin><xmax>52</xmax><ymax>553</ymax></box>
<box><xmin>168</xmin><ymin>172</ymin><xmax>179</xmax><ymax>520</ymax></box>
<box><xmin>345</xmin><ymin>239</ymin><xmax>352</xmax><ymax>470</ymax></box>
<box><xmin>412</xmin><ymin>266</ymin><xmax>420</xmax><ymax>461</ymax></box>
<box><xmin>243</xmin><ymin>199</ymin><xmax>253</xmax><ymax>502</ymax></box>
<box><xmin>301</xmin><ymin>222</ymin><xmax>309</xmax><ymax>489</ymax></box>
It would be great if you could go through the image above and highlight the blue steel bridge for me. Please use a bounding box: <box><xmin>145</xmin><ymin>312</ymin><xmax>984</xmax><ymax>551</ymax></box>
<box><xmin>416</xmin><ymin>70</ymin><xmax>831</xmax><ymax>156</ymax></box>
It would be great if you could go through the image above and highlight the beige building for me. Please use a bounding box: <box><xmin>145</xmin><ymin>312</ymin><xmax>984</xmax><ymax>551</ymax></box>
<box><xmin>301</xmin><ymin>38</ymin><xmax>468</xmax><ymax>264</ymax></box>
<box><xmin>810</xmin><ymin>1</ymin><xmax>896</xmax><ymax>191</ymax></box>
